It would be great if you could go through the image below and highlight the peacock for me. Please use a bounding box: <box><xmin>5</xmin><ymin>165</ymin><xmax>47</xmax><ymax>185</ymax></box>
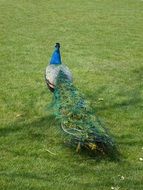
<box><xmin>45</xmin><ymin>43</ymin><xmax>118</xmax><ymax>158</ymax></box>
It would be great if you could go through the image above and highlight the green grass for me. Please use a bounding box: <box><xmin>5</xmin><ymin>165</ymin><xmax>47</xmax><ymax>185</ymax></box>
<box><xmin>0</xmin><ymin>0</ymin><xmax>143</xmax><ymax>189</ymax></box>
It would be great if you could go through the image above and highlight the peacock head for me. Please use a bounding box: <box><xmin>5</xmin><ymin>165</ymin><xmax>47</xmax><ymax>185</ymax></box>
<box><xmin>50</xmin><ymin>42</ymin><xmax>62</xmax><ymax>65</ymax></box>
<box><xmin>55</xmin><ymin>42</ymin><xmax>60</xmax><ymax>49</ymax></box>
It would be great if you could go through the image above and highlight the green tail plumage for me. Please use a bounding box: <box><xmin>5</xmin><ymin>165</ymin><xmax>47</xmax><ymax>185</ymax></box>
<box><xmin>53</xmin><ymin>71</ymin><xmax>118</xmax><ymax>158</ymax></box>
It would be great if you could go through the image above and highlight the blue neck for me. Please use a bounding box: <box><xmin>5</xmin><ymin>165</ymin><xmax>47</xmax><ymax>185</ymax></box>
<box><xmin>50</xmin><ymin>47</ymin><xmax>62</xmax><ymax>65</ymax></box>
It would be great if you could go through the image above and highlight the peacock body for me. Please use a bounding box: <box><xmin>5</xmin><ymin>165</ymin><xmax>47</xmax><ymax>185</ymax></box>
<box><xmin>45</xmin><ymin>43</ymin><xmax>118</xmax><ymax>158</ymax></box>
<box><xmin>45</xmin><ymin>43</ymin><xmax>72</xmax><ymax>92</ymax></box>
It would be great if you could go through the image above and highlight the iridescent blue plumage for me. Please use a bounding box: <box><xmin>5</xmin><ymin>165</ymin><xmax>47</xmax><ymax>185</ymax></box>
<box><xmin>50</xmin><ymin>43</ymin><xmax>62</xmax><ymax>65</ymax></box>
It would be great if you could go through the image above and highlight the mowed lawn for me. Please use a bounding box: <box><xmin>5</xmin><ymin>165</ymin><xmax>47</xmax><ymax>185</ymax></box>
<box><xmin>0</xmin><ymin>0</ymin><xmax>143</xmax><ymax>189</ymax></box>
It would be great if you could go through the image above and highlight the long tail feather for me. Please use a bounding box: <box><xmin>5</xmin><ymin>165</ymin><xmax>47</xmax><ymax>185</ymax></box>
<box><xmin>53</xmin><ymin>71</ymin><xmax>119</xmax><ymax>158</ymax></box>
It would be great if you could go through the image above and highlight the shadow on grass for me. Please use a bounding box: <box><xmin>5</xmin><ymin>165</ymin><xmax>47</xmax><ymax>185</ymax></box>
<box><xmin>0</xmin><ymin>114</ymin><xmax>56</xmax><ymax>137</ymax></box>
<box><xmin>116</xmin><ymin>134</ymin><xmax>143</xmax><ymax>146</ymax></box>
<box><xmin>95</xmin><ymin>86</ymin><xmax>142</xmax><ymax>112</ymax></box>
<box><xmin>88</xmin><ymin>66</ymin><xmax>143</xmax><ymax>112</ymax></box>
<box><xmin>0</xmin><ymin>171</ymin><xmax>49</xmax><ymax>181</ymax></box>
